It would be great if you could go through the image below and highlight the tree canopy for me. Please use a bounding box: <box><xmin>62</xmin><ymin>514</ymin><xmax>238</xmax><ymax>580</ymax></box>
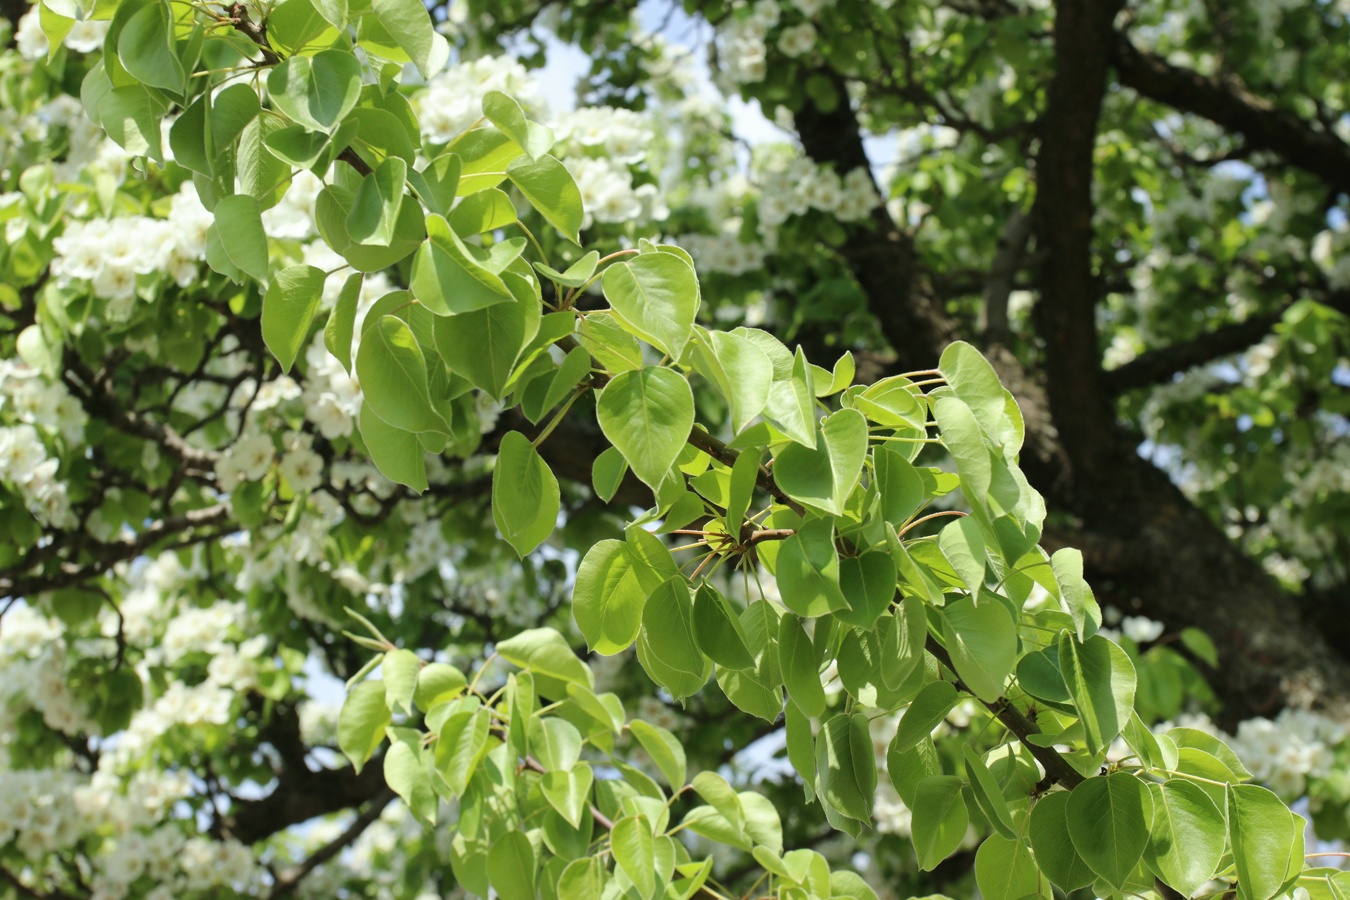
<box><xmin>0</xmin><ymin>0</ymin><xmax>1348</xmax><ymax>898</ymax></box>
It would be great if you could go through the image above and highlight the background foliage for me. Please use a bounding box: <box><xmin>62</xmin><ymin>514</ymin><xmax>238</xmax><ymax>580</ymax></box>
<box><xmin>0</xmin><ymin>0</ymin><xmax>1348</xmax><ymax>897</ymax></box>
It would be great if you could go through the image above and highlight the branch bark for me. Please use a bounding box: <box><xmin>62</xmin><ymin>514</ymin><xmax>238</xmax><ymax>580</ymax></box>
<box><xmin>1112</xmin><ymin>34</ymin><xmax>1350</xmax><ymax>196</ymax></box>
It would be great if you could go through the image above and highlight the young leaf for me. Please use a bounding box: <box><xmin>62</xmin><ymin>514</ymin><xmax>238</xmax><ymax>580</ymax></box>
<box><xmin>777</xmin><ymin>614</ymin><xmax>826</xmax><ymax>718</ymax></box>
<box><xmin>324</xmin><ymin>272</ymin><xmax>362</xmax><ymax>374</ymax></box>
<box><xmin>347</xmin><ymin>156</ymin><xmax>407</xmax><ymax>246</ymax></box>
<box><xmin>638</xmin><ymin>578</ymin><xmax>710</xmax><ymax>700</ymax></box>
<box><xmin>596</xmin><ymin>367</ymin><xmax>695</xmax><ymax>490</ymax></box>
<box><xmin>492</xmin><ymin>431</ymin><xmax>559</xmax><ymax>557</ymax></box>
<box><xmin>261</xmin><ymin>265</ymin><xmax>326</xmax><ymax>373</ymax></box>
<box><xmin>381</xmin><ymin>648</ymin><xmax>420</xmax><ymax>717</ymax></box>
<box><xmin>629</xmin><ymin>721</ymin><xmax>686</xmax><ymax>790</ymax></box>
<box><xmin>784</xmin><ymin>700</ymin><xmax>817</xmax><ymax>803</ymax></box>
<box><xmin>1228</xmin><ymin>784</ymin><xmax>1301</xmax><ymax>900</ymax></box>
<box><xmin>973</xmin><ymin>834</ymin><xmax>1044</xmax><ymax>900</ymax></box>
<box><xmin>816</xmin><ymin>713</ymin><xmax>876</xmax><ymax>823</ymax></box>
<box><xmin>1143</xmin><ymin>779</ymin><xmax>1225</xmax><ymax>898</ymax></box>
<box><xmin>117</xmin><ymin>0</ymin><xmax>183</xmax><ymax>94</ymax></box>
<box><xmin>358</xmin><ymin>401</ymin><xmax>428</xmax><ymax>493</ymax></box>
<box><xmin>432</xmin><ymin>271</ymin><xmax>539</xmax><ymax>399</ymax></box>
<box><xmin>911</xmin><ymin>776</ymin><xmax>970</xmax><ymax>871</ymax></box>
<box><xmin>337</xmin><ymin>679</ymin><xmax>391</xmax><ymax>774</ymax></box>
<box><xmin>482</xmin><ymin>90</ymin><xmax>554</xmax><ymax>159</ymax></box>
<box><xmin>1057</xmin><ymin>632</ymin><xmax>1137</xmax><ymax>757</ymax></box>
<box><xmin>502</xmin><ymin>154</ymin><xmax>582</xmax><ymax>245</ymax></box>
<box><xmin>772</xmin><ymin>408</ymin><xmax>868</xmax><ymax>517</ymax></box>
<box><xmin>541</xmin><ymin>765</ymin><xmax>593</xmax><ymax>829</ymax></box>
<box><xmin>964</xmin><ymin>745</ymin><xmax>1017</xmax><ymax>840</ymax></box>
<box><xmin>1066</xmin><ymin>773</ymin><xmax>1154</xmax><ymax>890</ymax></box>
<box><xmin>892</xmin><ymin>681</ymin><xmax>959</xmax><ymax>754</ymax></box>
<box><xmin>356</xmin><ymin>315</ymin><xmax>448</xmax><ymax>435</ymax></box>
<box><xmin>775</xmin><ymin>518</ymin><xmax>847</xmax><ymax>618</ymax></box>
<box><xmin>573</xmin><ymin>540</ymin><xmax>647</xmax><ymax>655</ymax></box>
<box><xmin>940</xmin><ymin>595</ymin><xmax>1017</xmax><ymax>702</ymax></box>
<box><xmin>371</xmin><ymin>0</ymin><xmax>448</xmax><ymax>78</ymax></box>
<box><xmin>410</xmin><ymin>214</ymin><xmax>513</xmax><ymax>315</ymax></box>
<box><xmin>267</xmin><ymin>49</ymin><xmax>363</xmax><ymax>132</ymax></box>
<box><xmin>602</xmin><ymin>251</ymin><xmax>701</xmax><ymax>361</ymax></box>
<box><xmin>1051</xmin><ymin>547</ymin><xmax>1102</xmax><ymax>640</ymax></box>
<box><xmin>384</xmin><ymin>727</ymin><xmax>436</xmax><ymax>825</ymax></box>
<box><xmin>486</xmin><ymin>830</ymin><xmax>537</xmax><ymax>900</ymax></box>
<box><xmin>611</xmin><ymin>816</ymin><xmax>657</xmax><ymax>900</ymax></box>
<box><xmin>1028</xmin><ymin>791</ymin><xmax>1097</xmax><ymax>891</ymax></box>
<box><xmin>528</xmin><ymin>716</ymin><xmax>582</xmax><ymax>771</ymax></box>
<box><xmin>214</xmin><ymin>194</ymin><xmax>269</xmax><ymax>283</ymax></box>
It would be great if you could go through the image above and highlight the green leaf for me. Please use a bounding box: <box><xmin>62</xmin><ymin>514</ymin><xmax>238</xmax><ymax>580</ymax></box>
<box><xmin>1066</xmin><ymin>773</ymin><xmax>1154</xmax><ymax>890</ymax></box>
<box><xmin>449</xmin><ymin>187</ymin><xmax>518</xmax><ymax>235</ymax></box>
<box><xmin>596</xmin><ymin>367</ymin><xmax>695</xmax><ymax>490</ymax></box>
<box><xmin>590</xmin><ymin>449</ymin><xmax>627</xmax><ymax>505</ymax></box>
<box><xmin>893</xmin><ymin>681</ymin><xmax>959</xmax><ymax>754</ymax></box>
<box><xmin>117</xmin><ymin>0</ymin><xmax>183</xmax><ymax>94</ymax></box>
<box><xmin>432</xmin><ymin>272</ymin><xmax>539</xmax><ymax>398</ymax></box>
<box><xmin>371</xmin><ymin>0</ymin><xmax>448</xmax><ymax>78</ymax></box>
<box><xmin>777</xmin><ymin>614</ymin><xmax>825</xmax><ymax>718</ymax></box>
<box><xmin>911</xmin><ymin>776</ymin><xmax>970</xmax><ymax>871</ymax></box>
<box><xmin>932</xmin><ymin>394</ymin><xmax>990</xmax><ymax>502</ymax></box>
<box><xmin>629</xmin><ymin>721</ymin><xmax>686</xmax><ymax>790</ymax></box>
<box><xmin>358</xmin><ymin>401</ymin><xmax>427</xmax><ymax>492</ymax></box>
<box><xmin>834</xmin><ymin>550</ymin><xmax>897</xmax><ymax>629</ymax></box>
<box><xmin>694</xmin><ymin>582</ymin><xmax>755</xmax><ymax>670</ymax></box>
<box><xmin>507</xmin><ymin>154</ymin><xmax>584</xmax><ymax>243</ymax></box>
<box><xmin>529</xmin><ymin>716</ymin><xmax>582</xmax><ymax>771</ymax></box>
<box><xmin>98</xmin><ymin>85</ymin><xmax>165</xmax><ymax>162</ymax></box>
<box><xmin>356</xmin><ymin>315</ymin><xmax>448</xmax><ymax>434</ymax></box>
<box><xmin>784</xmin><ymin>700</ymin><xmax>817</xmax><ymax>803</ymax></box>
<box><xmin>940</xmin><ymin>595</ymin><xmax>1017</xmax><ymax>702</ymax></box>
<box><xmin>557</xmin><ymin>858</ymin><xmax>605</xmax><ymax>900</ymax></box>
<box><xmin>637</xmin><ymin>578</ymin><xmax>709</xmax><ymax>700</ymax></box>
<box><xmin>888</xmin><ymin>735</ymin><xmax>941</xmax><ymax>807</ymax></box>
<box><xmin>410</xmin><ymin>214</ymin><xmax>513</xmax><ymax>314</ymax></box>
<box><xmin>1168</xmin><ymin>727</ymin><xmax>1252</xmax><ymax>781</ymax></box>
<box><xmin>691</xmin><ymin>330</ymin><xmax>773</xmax><ymax>435</ymax></box>
<box><xmin>1178</xmin><ymin>627</ymin><xmax>1219</xmax><ymax>668</ymax></box>
<box><xmin>964</xmin><ymin>745</ymin><xmax>1017</xmax><ymax>840</ymax></box>
<box><xmin>382</xmin><ymin>648</ymin><xmax>420</xmax><ymax>717</ymax></box>
<box><xmin>1057</xmin><ymin>632</ymin><xmax>1136</xmax><ymax>757</ymax></box>
<box><xmin>882</xmin><ymin>597</ymin><xmax>927</xmax><ymax>690</ymax></box>
<box><xmin>324</xmin><ymin>273</ymin><xmax>361</xmax><ymax>374</ymax></box>
<box><xmin>1143</xmin><ymin>780</ymin><xmax>1225</xmax><ymax>898</ymax></box>
<box><xmin>612</xmin><ymin>816</ymin><xmax>657</xmax><ymax>900</ymax></box>
<box><xmin>384</xmin><ymin>726</ymin><xmax>436</xmax><ymax>826</ymax></box>
<box><xmin>414</xmin><ymin>662</ymin><xmax>466</xmax><ymax>710</ymax></box>
<box><xmin>1051</xmin><ymin>548</ymin><xmax>1101</xmax><ymax>641</ymax></box>
<box><xmin>487</xmin><ymin>830</ymin><xmax>537</xmax><ymax>900</ymax></box>
<box><xmin>337</xmin><ymin>679</ymin><xmax>391</xmax><ymax>774</ymax></box>
<box><xmin>265</xmin><ymin>0</ymin><xmax>339</xmax><ymax>56</ymax></box>
<box><xmin>938</xmin><ymin>340</ymin><xmax>1013</xmax><ymax>448</ymax></box>
<box><xmin>1028</xmin><ymin>791</ymin><xmax>1096</xmax><ymax>891</ymax></box>
<box><xmin>496</xmin><ymin>628</ymin><xmax>594</xmax><ymax>699</ymax></box>
<box><xmin>169</xmin><ymin>93</ymin><xmax>211</xmax><ymax>175</ymax></box>
<box><xmin>542</xmin><ymin>765</ymin><xmax>594</xmax><ymax>829</ymax></box>
<box><xmin>875</xmin><ymin>444</ymin><xmax>927</xmax><ymax>526</ymax></box>
<box><xmin>772</xmin><ymin>408</ymin><xmax>868</xmax><ymax>517</ymax></box>
<box><xmin>816</xmin><ymin>713</ymin><xmax>876</xmax><ymax>823</ymax></box>
<box><xmin>764</xmin><ymin>346</ymin><xmax>817</xmax><ymax>447</ymax></box>
<box><xmin>262</xmin><ymin>265</ymin><xmax>325</xmax><ymax>373</ymax></box>
<box><xmin>267</xmin><ymin>49</ymin><xmax>363</xmax><ymax>132</ymax></box>
<box><xmin>492</xmin><ymin>431</ymin><xmax>559</xmax><ymax>557</ymax></box>
<box><xmin>938</xmin><ymin>516</ymin><xmax>986</xmax><ymax>594</ymax></box>
<box><xmin>237</xmin><ymin>113</ymin><xmax>292</xmax><ymax>209</ymax></box>
<box><xmin>775</xmin><ymin>518</ymin><xmax>847</xmax><ymax>618</ymax></box>
<box><xmin>692</xmin><ymin>772</ymin><xmax>745</xmax><ymax>834</ymax></box>
<box><xmin>434</xmin><ymin>707</ymin><xmax>490</xmax><ymax>796</ymax></box>
<box><xmin>409</xmin><ymin>153</ymin><xmax>461</xmax><ymax>218</ymax></box>
<box><xmin>483</xmin><ymin>90</ymin><xmax>554</xmax><ymax>159</ymax></box>
<box><xmin>973</xmin><ymin>835</ymin><xmax>1044</xmax><ymax>900</ymax></box>
<box><xmin>347</xmin><ymin>156</ymin><xmax>407</xmax><ymax>246</ymax></box>
<box><xmin>1228</xmin><ymin>784</ymin><xmax>1301</xmax><ymax>900</ymax></box>
<box><xmin>214</xmin><ymin>194</ymin><xmax>269</xmax><ymax>282</ymax></box>
<box><xmin>602</xmin><ymin>252</ymin><xmax>701</xmax><ymax>361</ymax></box>
<box><xmin>536</xmin><ymin>251</ymin><xmax>599</xmax><ymax>289</ymax></box>
<box><xmin>573</xmin><ymin>540</ymin><xmax>646</xmax><ymax>655</ymax></box>
<box><xmin>312</xmin><ymin>0</ymin><xmax>347</xmax><ymax>28</ymax></box>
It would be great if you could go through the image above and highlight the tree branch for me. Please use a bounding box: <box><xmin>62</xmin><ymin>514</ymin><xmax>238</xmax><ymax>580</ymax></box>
<box><xmin>268</xmin><ymin>788</ymin><xmax>396</xmax><ymax>897</ymax></box>
<box><xmin>1104</xmin><ymin>311</ymin><xmax>1281</xmax><ymax>393</ymax></box>
<box><xmin>925</xmin><ymin>635</ymin><xmax>1085</xmax><ymax>789</ymax></box>
<box><xmin>1112</xmin><ymin>33</ymin><xmax>1350</xmax><ymax>196</ymax></box>
<box><xmin>979</xmin><ymin>206</ymin><xmax>1033</xmax><ymax>347</ymax></box>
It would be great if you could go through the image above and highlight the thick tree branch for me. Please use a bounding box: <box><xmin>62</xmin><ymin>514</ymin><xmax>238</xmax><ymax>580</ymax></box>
<box><xmin>979</xmin><ymin>206</ymin><xmax>1033</xmax><ymax>347</ymax></box>
<box><xmin>1112</xmin><ymin>34</ymin><xmax>1350</xmax><ymax>196</ymax></box>
<box><xmin>1104</xmin><ymin>311</ymin><xmax>1281</xmax><ymax>393</ymax></box>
